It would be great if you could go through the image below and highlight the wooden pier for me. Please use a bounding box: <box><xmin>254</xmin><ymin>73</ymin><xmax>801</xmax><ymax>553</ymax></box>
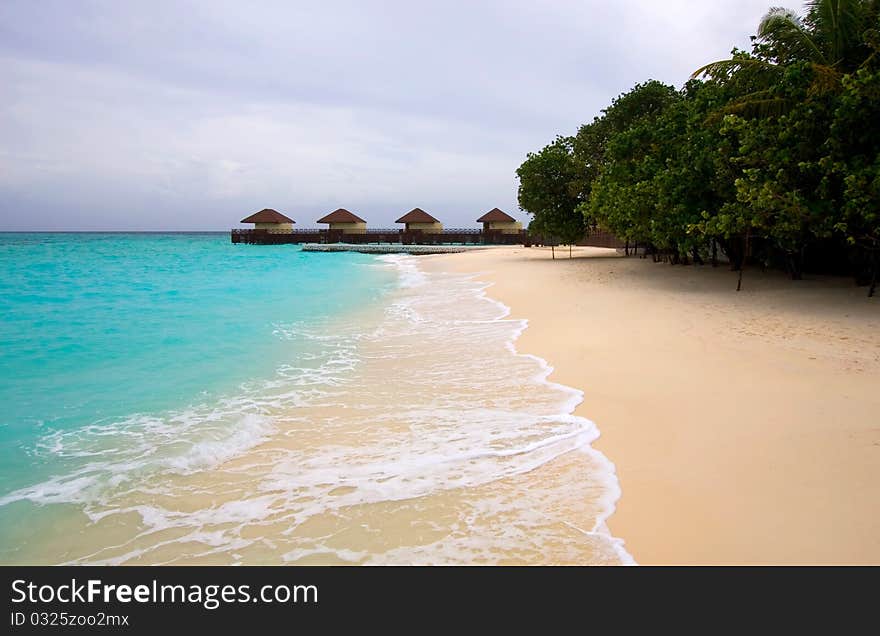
<box><xmin>231</xmin><ymin>227</ymin><xmax>626</xmax><ymax>251</ymax></box>
<box><xmin>233</xmin><ymin>206</ymin><xmax>625</xmax><ymax>250</ymax></box>
<box><xmin>231</xmin><ymin>228</ymin><xmax>528</xmax><ymax>246</ymax></box>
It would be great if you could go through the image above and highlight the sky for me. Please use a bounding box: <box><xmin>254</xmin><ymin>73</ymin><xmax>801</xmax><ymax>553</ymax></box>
<box><xmin>0</xmin><ymin>0</ymin><xmax>776</xmax><ymax>230</ymax></box>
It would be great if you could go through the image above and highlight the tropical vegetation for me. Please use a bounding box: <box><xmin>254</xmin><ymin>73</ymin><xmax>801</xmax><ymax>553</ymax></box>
<box><xmin>517</xmin><ymin>0</ymin><xmax>880</xmax><ymax>294</ymax></box>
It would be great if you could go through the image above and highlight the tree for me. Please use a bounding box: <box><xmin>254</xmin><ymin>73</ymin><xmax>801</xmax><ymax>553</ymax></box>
<box><xmin>694</xmin><ymin>64</ymin><xmax>839</xmax><ymax>281</ymax></box>
<box><xmin>518</xmin><ymin>1</ymin><xmax>880</xmax><ymax>292</ymax></box>
<box><xmin>690</xmin><ymin>1</ymin><xmax>880</xmax><ymax>288</ymax></box>
<box><xmin>585</xmin><ymin>82</ymin><xmax>680</xmax><ymax>252</ymax></box>
<box><xmin>693</xmin><ymin>0</ymin><xmax>880</xmax><ymax>107</ymax></box>
<box><xmin>516</xmin><ymin>137</ymin><xmax>586</xmax><ymax>258</ymax></box>
<box><xmin>823</xmin><ymin>67</ymin><xmax>880</xmax><ymax>295</ymax></box>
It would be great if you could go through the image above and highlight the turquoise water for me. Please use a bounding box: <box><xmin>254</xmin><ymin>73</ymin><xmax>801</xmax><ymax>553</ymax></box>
<box><xmin>0</xmin><ymin>235</ymin><xmax>630</xmax><ymax>565</ymax></box>
<box><xmin>0</xmin><ymin>233</ymin><xmax>394</xmax><ymax>501</ymax></box>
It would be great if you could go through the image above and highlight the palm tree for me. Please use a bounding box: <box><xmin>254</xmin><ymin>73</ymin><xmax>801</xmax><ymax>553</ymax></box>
<box><xmin>692</xmin><ymin>0</ymin><xmax>879</xmax><ymax>97</ymax></box>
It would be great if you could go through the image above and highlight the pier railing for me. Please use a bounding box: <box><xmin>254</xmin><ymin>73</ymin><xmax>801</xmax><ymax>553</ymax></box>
<box><xmin>231</xmin><ymin>227</ymin><xmax>630</xmax><ymax>248</ymax></box>
<box><xmin>231</xmin><ymin>228</ymin><xmax>527</xmax><ymax>246</ymax></box>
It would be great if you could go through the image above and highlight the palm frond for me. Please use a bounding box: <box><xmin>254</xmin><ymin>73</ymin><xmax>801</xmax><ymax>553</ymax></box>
<box><xmin>728</xmin><ymin>88</ymin><xmax>777</xmax><ymax>102</ymax></box>
<box><xmin>759</xmin><ymin>6</ymin><xmax>828</xmax><ymax>64</ymax></box>
<box><xmin>723</xmin><ymin>97</ymin><xmax>793</xmax><ymax>119</ymax></box>
<box><xmin>690</xmin><ymin>58</ymin><xmax>779</xmax><ymax>80</ymax></box>
<box><xmin>806</xmin><ymin>0</ymin><xmax>864</xmax><ymax>62</ymax></box>
<box><xmin>703</xmin><ymin>94</ymin><xmax>792</xmax><ymax>124</ymax></box>
<box><xmin>759</xmin><ymin>7</ymin><xmax>806</xmax><ymax>36</ymax></box>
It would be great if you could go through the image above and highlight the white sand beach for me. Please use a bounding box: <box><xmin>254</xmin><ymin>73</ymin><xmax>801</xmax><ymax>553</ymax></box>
<box><xmin>425</xmin><ymin>246</ymin><xmax>880</xmax><ymax>564</ymax></box>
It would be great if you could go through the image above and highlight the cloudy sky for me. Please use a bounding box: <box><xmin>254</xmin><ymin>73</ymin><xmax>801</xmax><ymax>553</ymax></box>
<box><xmin>0</xmin><ymin>0</ymin><xmax>775</xmax><ymax>230</ymax></box>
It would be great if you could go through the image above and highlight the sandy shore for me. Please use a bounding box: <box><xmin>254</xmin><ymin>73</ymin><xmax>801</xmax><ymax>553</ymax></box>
<box><xmin>424</xmin><ymin>246</ymin><xmax>880</xmax><ymax>564</ymax></box>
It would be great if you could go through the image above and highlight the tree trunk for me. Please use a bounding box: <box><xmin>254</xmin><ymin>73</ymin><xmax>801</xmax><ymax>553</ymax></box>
<box><xmin>737</xmin><ymin>230</ymin><xmax>750</xmax><ymax>292</ymax></box>
<box><xmin>711</xmin><ymin>239</ymin><xmax>718</xmax><ymax>267</ymax></box>
<box><xmin>729</xmin><ymin>238</ymin><xmax>742</xmax><ymax>272</ymax></box>
<box><xmin>870</xmin><ymin>249</ymin><xmax>878</xmax><ymax>298</ymax></box>
<box><xmin>551</xmin><ymin>244</ymin><xmax>555</xmax><ymax>260</ymax></box>
<box><xmin>787</xmin><ymin>252</ymin><xmax>803</xmax><ymax>280</ymax></box>
<box><xmin>625</xmin><ymin>241</ymin><xmax>630</xmax><ymax>256</ymax></box>
<box><xmin>569</xmin><ymin>244</ymin><xmax>572</xmax><ymax>259</ymax></box>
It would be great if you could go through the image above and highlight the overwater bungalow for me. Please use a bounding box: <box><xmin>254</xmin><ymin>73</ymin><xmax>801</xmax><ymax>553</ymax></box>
<box><xmin>233</xmin><ymin>206</ymin><xmax>528</xmax><ymax>246</ymax></box>
<box><xmin>477</xmin><ymin>208</ymin><xmax>522</xmax><ymax>234</ymax></box>
<box><xmin>395</xmin><ymin>208</ymin><xmax>443</xmax><ymax>234</ymax></box>
<box><xmin>317</xmin><ymin>208</ymin><xmax>367</xmax><ymax>234</ymax></box>
<box><xmin>239</xmin><ymin>208</ymin><xmax>295</xmax><ymax>233</ymax></box>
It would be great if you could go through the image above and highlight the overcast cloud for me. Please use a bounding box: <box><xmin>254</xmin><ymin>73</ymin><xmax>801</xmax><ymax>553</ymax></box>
<box><xmin>0</xmin><ymin>0</ymin><xmax>775</xmax><ymax>230</ymax></box>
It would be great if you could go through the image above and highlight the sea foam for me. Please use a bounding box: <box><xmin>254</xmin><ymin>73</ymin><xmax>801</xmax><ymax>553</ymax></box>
<box><xmin>1</xmin><ymin>248</ymin><xmax>632</xmax><ymax>565</ymax></box>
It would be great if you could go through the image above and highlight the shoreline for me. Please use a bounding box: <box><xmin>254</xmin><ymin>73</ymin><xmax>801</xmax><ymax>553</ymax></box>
<box><xmin>423</xmin><ymin>246</ymin><xmax>880</xmax><ymax>564</ymax></box>
<box><xmin>2</xmin><ymin>247</ymin><xmax>632</xmax><ymax>564</ymax></box>
<box><xmin>461</xmin><ymin>260</ymin><xmax>633</xmax><ymax>564</ymax></box>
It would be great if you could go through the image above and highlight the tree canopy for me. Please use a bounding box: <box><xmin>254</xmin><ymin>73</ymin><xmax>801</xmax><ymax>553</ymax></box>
<box><xmin>516</xmin><ymin>0</ymin><xmax>880</xmax><ymax>294</ymax></box>
<box><xmin>516</xmin><ymin>136</ymin><xmax>586</xmax><ymax>248</ymax></box>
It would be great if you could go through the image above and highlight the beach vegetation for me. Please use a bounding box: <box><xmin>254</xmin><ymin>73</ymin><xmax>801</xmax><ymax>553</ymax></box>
<box><xmin>516</xmin><ymin>136</ymin><xmax>586</xmax><ymax>258</ymax></box>
<box><xmin>517</xmin><ymin>0</ymin><xmax>880</xmax><ymax>294</ymax></box>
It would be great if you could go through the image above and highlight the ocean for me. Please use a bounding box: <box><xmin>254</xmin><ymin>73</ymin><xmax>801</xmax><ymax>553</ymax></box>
<box><xmin>0</xmin><ymin>233</ymin><xmax>629</xmax><ymax>564</ymax></box>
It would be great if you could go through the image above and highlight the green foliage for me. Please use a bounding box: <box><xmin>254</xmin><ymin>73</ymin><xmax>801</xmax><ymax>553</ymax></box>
<box><xmin>515</xmin><ymin>0</ymin><xmax>880</xmax><ymax>292</ymax></box>
<box><xmin>587</xmin><ymin>80</ymin><xmax>735</xmax><ymax>258</ymax></box>
<box><xmin>824</xmin><ymin>67</ymin><xmax>880</xmax><ymax>248</ymax></box>
<box><xmin>516</xmin><ymin>136</ymin><xmax>586</xmax><ymax>245</ymax></box>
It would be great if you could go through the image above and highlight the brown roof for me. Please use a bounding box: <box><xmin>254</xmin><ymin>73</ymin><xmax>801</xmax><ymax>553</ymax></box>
<box><xmin>316</xmin><ymin>208</ymin><xmax>366</xmax><ymax>224</ymax></box>
<box><xmin>240</xmin><ymin>209</ymin><xmax>295</xmax><ymax>224</ymax></box>
<box><xmin>395</xmin><ymin>208</ymin><xmax>440</xmax><ymax>224</ymax></box>
<box><xmin>477</xmin><ymin>208</ymin><xmax>516</xmax><ymax>223</ymax></box>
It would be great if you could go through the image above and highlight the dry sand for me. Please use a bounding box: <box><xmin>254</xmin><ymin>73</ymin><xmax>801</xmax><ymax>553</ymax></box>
<box><xmin>424</xmin><ymin>246</ymin><xmax>880</xmax><ymax>564</ymax></box>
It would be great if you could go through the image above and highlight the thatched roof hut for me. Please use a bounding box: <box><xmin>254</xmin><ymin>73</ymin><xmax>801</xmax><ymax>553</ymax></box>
<box><xmin>240</xmin><ymin>209</ymin><xmax>295</xmax><ymax>232</ymax></box>
<box><xmin>395</xmin><ymin>208</ymin><xmax>443</xmax><ymax>233</ymax></box>
<box><xmin>477</xmin><ymin>208</ymin><xmax>521</xmax><ymax>234</ymax></box>
<box><xmin>316</xmin><ymin>209</ymin><xmax>367</xmax><ymax>234</ymax></box>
